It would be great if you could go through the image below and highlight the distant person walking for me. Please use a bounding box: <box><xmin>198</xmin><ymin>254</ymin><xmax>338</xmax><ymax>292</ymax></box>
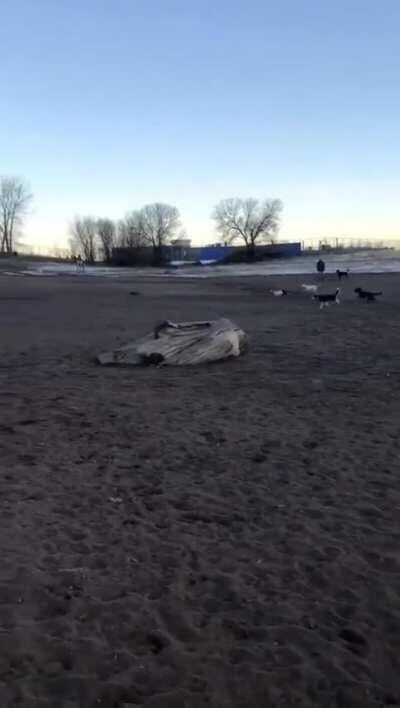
<box><xmin>76</xmin><ymin>255</ymin><xmax>85</xmax><ymax>273</ymax></box>
<box><xmin>316</xmin><ymin>258</ymin><xmax>325</xmax><ymax>278</ymax></box>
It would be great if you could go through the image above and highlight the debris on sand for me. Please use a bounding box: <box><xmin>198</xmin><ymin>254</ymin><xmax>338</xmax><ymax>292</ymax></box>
<box><xmin>98</xmin><ymin>318</ymin><xmax>247</xmax><ymax>366</ymax></box>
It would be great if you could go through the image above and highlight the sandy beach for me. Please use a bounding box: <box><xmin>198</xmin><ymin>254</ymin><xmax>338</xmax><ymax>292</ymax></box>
<box><xmin>0</xmin><ymin>270</ymin><xmax>400</xmax><ymax>707</ymax></box>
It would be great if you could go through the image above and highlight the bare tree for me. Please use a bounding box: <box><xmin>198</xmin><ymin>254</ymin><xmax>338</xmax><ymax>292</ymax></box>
<box><xmin>70</xmin><ymin>216</ymin><xmax>98</xmax><ymax>263</ymax></box>
<box><xmin>139</xmin><ymin>202</ymin><xmax>181</xmax><ymax>264</ymax></box>
<box><xmin>0</xmin><ymin>177</ymin><xmax>33</xmax><ymax>254</ymax></box>
<box><xmin>97</xmin><ymin>218</ymin><xmax>116</xmax><ymax>263</ymax></box>
<box><xmin>212</xmin><ymin>198</ymin><xmax>283</xmax><ymax>258</ymax></box>
<box><xmin>68</xmin><ymin>237</ymin><xmax>79</xmax><ymax>260</ymax></box>
<box><xmin>117</xmin><ymin>211</ymin><xmax>147</xmax><ymax>249</ymax></box>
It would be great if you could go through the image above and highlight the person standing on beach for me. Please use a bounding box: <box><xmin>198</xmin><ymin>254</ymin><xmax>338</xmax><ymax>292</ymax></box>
<box><xmin>76</xmin><ymin>255</ymin><xmax>85</xmax><ymax>272</ymax></box>
<box><xmin>317</xmin><ymin>258</ymin><xmax>325</xmax><ymax>278</ymax></box>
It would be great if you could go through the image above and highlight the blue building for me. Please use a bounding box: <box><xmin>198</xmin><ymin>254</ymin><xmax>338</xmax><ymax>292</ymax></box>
<box><xmin>198</xmin><ymin>242</ymin><xmax>301</xmax><ymax>263</ymax></box>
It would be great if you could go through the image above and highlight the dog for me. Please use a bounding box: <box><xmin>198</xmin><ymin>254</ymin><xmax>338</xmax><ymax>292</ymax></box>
<box><xmin>336</xmin><ymin>269</ymin><xmax>349</xmax><ymax>280</ymax></box>
<box><xmin>313</xmin><ymin>288</ymin><xmax>340</xmax><ymax>309</ymax></box>
<box><xmin>354</xmin><ymin>287</ymin><xmax>382</xmax><ymax>302</ymax></box>
<box><xmin>269</xmin><ymin>289</ymin><xmax>288</xmax><ymax>297</ymax></box>
<box><xmin>302</xmin><ymin>284</ymin><xmax>318</xmax><ymax>293</ymax></box>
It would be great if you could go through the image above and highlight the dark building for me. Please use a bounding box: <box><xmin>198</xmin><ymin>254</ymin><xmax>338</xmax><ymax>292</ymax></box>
<box><xmin>111</xmin><ymin>241</ymin><xmax>302</xmax><ymax>267</ymax></box>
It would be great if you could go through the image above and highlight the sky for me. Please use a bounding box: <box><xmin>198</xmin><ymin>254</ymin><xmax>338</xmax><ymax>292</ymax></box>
<box><xmin>1</xmin><ymin>0</ymin><xmax>400</xmax><ymax>250</ymax></box>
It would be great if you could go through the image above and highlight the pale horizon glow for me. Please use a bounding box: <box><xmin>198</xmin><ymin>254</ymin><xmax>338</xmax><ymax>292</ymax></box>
<box><xmin>1</xmin><ymin>0</ymin><xmax>400</xmax><ymax>251</ymax></box>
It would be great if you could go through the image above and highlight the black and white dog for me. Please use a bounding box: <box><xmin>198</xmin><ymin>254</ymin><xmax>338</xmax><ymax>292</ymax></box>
<box><xmin>313</xmin><ymin>288</ymin><xmax>340</xmax><ymax>309</ymax></box>
<box><xmin>336</xmin><ymin>269</ymin><xmax>349</xmax><ymax>280</ymax></box>
<box><xmin>354</xmin><ymin>287</ymin><xmax>382</xmax><ymax>302</ymax></box>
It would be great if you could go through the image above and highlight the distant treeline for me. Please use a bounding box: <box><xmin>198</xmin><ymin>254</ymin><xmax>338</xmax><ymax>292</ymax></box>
<box><xmin>69</xmin><ymin>198</ymin><xmax>284</xmax><ymax>265</ymax></box>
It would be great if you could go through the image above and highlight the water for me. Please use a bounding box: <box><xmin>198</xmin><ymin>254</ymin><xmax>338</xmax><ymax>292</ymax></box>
<box><xmin>5</xmin><ymin>249</ymin><xmax>400</xmax><ymax>279</ymax></box>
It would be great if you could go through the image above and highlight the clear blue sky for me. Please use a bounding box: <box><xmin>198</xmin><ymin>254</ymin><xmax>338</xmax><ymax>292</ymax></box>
<box><xmin>1</xmin><ymin>0</ymin><xmax>400</xmax><ymax>249</ymax></box>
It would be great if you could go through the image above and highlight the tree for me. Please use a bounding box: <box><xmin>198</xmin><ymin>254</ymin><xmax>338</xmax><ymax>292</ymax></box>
<box><xmin>212</xmin><ymin>197</ymin><xmax>283</xmax><ymax>258</ymax></box>
<box><xmin>97</xmin><ymin>218</ymin><xmax>116</xmax><ymax>263</ymax></box>
<box><xmin>117</xmin><ymin>211</ymin><xmax>147</xmax><ymax>249</ymax></box>
<box><xmin>139</xmin><ymin>202</ymin><xmax>181</xmax><ymax>264</ymax></box>
<box><xmin>0</xmin><ymin>177</ymin><xmax>33</xmax><ymax>254</ymax></box>
<box><xmin>70</xmin><ymin>216</ymin><xmax>98</xmax><ymax>263</ymax></box>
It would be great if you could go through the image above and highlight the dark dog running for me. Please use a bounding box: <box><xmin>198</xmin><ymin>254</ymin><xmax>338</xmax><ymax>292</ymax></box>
<box><xmin>313</xmin><ymin>288</ymin><xmax>340</xmax><ymax>309</ymax></box>
<box><xmin>336</xmin><ymin>269</ymin><xmax>349</xmax><ymax>280</ymax></box>
<box><xmin>354</xmin><ymin>287</ymin><xmax>382</xmax><ymax>302</ymax></box>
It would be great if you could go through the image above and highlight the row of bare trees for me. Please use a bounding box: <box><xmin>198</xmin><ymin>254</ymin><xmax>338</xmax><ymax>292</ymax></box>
<box><xmin>0</xmin><ymin>177</ymin><xmax>33</xmax><ymax>254</ymax></box>
<box><xmin>70</xmin><ymin>198</ymin><xmax>283</xmax><ymax>264</ymax></box>
<box><xmin>0</xmin><ymin>174</ymin><xmax>283</xmax><ymax>262</ymax></box>
<box><xmin>69</xmin><ymin>203</ymin><xmax>182</xmax><ymax>264</ymax></box>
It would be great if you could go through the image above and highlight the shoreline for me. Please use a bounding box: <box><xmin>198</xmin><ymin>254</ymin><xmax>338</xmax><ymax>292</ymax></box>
<box><xmin>2</xmin><ymin>248</ymin><xmax>400</xmax><ymax>279</ymax></box>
